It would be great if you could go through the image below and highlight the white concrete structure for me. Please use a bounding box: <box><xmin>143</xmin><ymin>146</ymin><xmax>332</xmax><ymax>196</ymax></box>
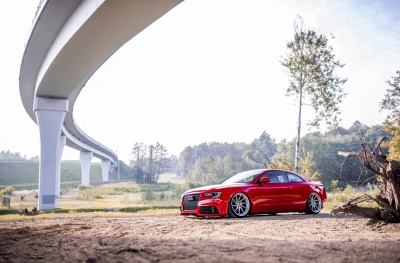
<box><xmin>34</xmin><ymin>97</ymin><xmax>68</xmax><ymax>209</ymax></box>
<box><xmin>19</xmin><ymin>0</ymin><xmax>183</xmax><ymax>209</ymax></box>
<box><xmin>101</xmin><ymin>160</ymin><xmax>111</xmax><ymax>182</ymax></box>
<box><xmin>56</xmin><ymin>135</ymin><xmax>66</xmax><ymax>198</ymax></box>
<box><xmin>80</xmin><ymin>151</ymin><xmax>93</xmax><ymax>186</ymax></box>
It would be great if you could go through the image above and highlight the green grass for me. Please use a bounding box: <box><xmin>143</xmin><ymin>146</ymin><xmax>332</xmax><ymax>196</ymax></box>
<box><xmin>0</xmin><ymin>160</ymin><xmax>132</xmax><ymax>190</ymax></box>
<box><xmin>324</xmin><ymin>183</ymin><xmax>382</xmax><ymax>210</ymax></box>
<box><xmin>72</xmin><ymin>182</ymin><xmax>188</xmax><ymax>208</ymax></box>
<box><xmin>0</xmin><ymin>162</ymin><xmax>38</xmax><ymax>187</ymax></box>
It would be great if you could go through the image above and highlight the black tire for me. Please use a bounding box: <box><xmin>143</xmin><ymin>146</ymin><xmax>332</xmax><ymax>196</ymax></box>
<box><xmin>305</xmin><ymin>192</ymin><xmax>322</xmax><ymax>214</ymax></box>
<box><xmin>228</xmin><ymin>193</ymin><xmax>251</xmax><ymax>218</ymax></box>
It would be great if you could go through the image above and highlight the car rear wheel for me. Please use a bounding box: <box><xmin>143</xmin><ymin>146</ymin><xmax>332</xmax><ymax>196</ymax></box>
<box><xmin>228</xmin><ymin>193</ymin><xmax>250</xmax><ymax>218</ymax></box>
<box><xmin>306</xmin><ymin>192</ymin><xmax>322</xmax><ymax>214</ymax></box>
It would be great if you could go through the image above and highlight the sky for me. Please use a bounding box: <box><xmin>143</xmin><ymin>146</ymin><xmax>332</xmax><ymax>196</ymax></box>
<box><xmin>1</xmin><ymin>0</ymin><xmax>399</xmax><ymax>164</ymax></box>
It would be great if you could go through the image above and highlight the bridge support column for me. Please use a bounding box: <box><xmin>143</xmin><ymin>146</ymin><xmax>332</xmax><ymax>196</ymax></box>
<box><xmin>34</xmin><ymin>98</ymin><xmax>68</xmax><ymax>210</ymax></box>
<box><xmin>101</xmin><ymin>160</ymin><xmax>111</xmax><ymax>182</ymax></box>
<box><xmin>56</xmin><ymin>135</ymin><xmax>66</xmax><ymax>198</ymax></box>
<box><xmin>80</xmin><ymin>151</ymin><xmax>93</xmax><ymax>186</ymax></box>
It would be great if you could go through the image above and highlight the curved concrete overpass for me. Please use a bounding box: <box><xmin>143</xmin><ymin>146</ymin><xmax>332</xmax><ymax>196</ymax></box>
<box><xmin>19</xmin><ymin>0</ymin><xmax>183</xmax><ymax>209</ymax></box>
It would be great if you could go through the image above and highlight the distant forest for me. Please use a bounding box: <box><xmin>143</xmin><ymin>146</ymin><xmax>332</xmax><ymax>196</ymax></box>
<box><xmin>0</xmin><ymin>150</ymin><xmax>38</xmax><ymax>161</ymax></box>
<box><xmin>0</xmin><ymin>121</ymin><xmax>387</xmax><ymax>190</ymax></box>
<box><xmin>175</xmin><ymin>121</ymin><xmax>387</xmax><ymax>189</ymax></box>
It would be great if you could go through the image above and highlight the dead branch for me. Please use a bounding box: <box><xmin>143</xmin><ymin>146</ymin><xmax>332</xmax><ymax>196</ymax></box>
<box><xmin>334</xmin><ymin>137</ymin><xmax>400</xmax><ymax>222</ymax></box>
<box><xmin>372</xmin><ymin>136</ymin><xmax>387</xmax><ymax>155</ymax></box>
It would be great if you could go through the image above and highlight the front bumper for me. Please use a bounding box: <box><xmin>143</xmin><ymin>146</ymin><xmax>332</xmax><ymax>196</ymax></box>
<box><xmin>180</xmin><ymin>194</ymin><xmax>229</xmax><ymax>217</ymax></box>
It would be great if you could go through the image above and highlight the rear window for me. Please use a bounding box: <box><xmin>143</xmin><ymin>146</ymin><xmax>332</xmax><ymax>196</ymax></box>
<box><xmin>287</xmin><ymin>173</ymin><xmax>305</xmax><ymax>182</ymax></box>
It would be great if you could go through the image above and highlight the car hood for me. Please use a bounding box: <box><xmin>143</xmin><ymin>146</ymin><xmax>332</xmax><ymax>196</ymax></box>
<box><xmin>183</xmin><ymin>183</ymin><xmax>249</xmax><ymax>195</ymax></box>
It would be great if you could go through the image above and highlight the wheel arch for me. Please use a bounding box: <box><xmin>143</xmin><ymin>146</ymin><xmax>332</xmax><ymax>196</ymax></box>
<box><xmin>227</xmin><ymin>191</ymin><xmax>252</xmax><ymax>217</ymax></box>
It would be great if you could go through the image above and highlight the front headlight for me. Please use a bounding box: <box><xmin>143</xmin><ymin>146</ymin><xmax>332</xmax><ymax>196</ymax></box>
<box><xmin>204</xmin><ymin>192</ymin><xmax>222</xmax><ymax>198</ymax></box>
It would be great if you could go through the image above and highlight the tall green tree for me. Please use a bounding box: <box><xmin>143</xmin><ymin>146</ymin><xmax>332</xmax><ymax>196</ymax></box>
<box><xmin>176</xmin><ymin>142</ymin><xmax>249</xmax><ymax>177</ymax></box>
<box><xmin>380</xmin><ymin>71</ymin><xmax>400</xmax><ymax>160</ymax></box>
<box><xmin>280</xmin><ymin>15</ymin><xmax>347</xmax><ymax>172</ymax></box>
<box><xmin>152</xmin><ymin>142</ymin><xmax>170</xmax><ymax>182</ymax></box>
<box><xmin>130</xmin><ymin>143</ymin><xmax>146</xmax><ymax>183</ymax></box>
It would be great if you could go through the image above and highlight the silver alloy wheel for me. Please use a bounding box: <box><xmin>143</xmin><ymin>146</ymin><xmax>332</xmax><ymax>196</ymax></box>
<box><xmin>230</xmin><ymin>193</ymin><xmax>250</xmax><ymax>217</ymax></box>
<box><xmin>307</xmin><ymin>193</ymin><xmax>322</xmax><ymax>213</ymax></box>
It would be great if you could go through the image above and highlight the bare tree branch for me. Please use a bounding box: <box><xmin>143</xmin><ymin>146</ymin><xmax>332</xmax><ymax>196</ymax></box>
<box><xmin>334</xmin><ymin>137</ymin><xmax>400</xmax><ymax>222</ymax></box>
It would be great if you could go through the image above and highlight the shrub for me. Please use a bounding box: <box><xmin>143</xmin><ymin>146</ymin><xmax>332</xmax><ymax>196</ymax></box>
<box><xmin>143</xmin><ymin>189</ymin><xmax>154</xmax><ymax>202</ymax></box>
<box><xmin>77</xmin><ymin>185</ymin><xmax>92</xmax><ymax>191</ymax></box>
<box><xmin>79</xmin><ymin>187</ymin><xmax>109</xmax><ymax>199</ymax></box>
<box><xmin>0</xmin><ymin>186</ymin><xmax>14</xmax><ymax>196</ymax></box>
<box><xmin>170</xmin><ymin>184</ymin><xmax>189</xmax><ymax>200</ymax></box>
<box><xmin>330</xmin><ymin>180</ymin><xmax>342</xmax><ymax>198</ymax></box>
<box><xmin>159</xmin><ymin>192</ymin><xmax>166</xmax><ymax>201</ymax></box>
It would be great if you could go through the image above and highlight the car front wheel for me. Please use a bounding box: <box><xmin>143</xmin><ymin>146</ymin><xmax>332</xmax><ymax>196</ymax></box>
<box><xmin>228</xmin><ymin>193</ymin><xmax>250</xmax><ymax>218</ymax></box>
<box><xmin>306</xmin><ymin>192</ymin><xmax>322</xmax><ymax>214</ymax></box>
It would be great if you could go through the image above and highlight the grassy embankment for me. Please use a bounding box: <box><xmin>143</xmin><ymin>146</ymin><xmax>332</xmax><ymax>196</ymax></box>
<box><xmin>0</xmin><ymin>160</ymin><xmax>133</xmax><ymax>190</ymax></box>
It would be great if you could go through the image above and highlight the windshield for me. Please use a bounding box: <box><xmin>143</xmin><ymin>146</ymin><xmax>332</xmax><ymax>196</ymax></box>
<box><xmin>221</xmin><ymin>169</ymin><xmax>266</xmax><ymax>185</ymax></box>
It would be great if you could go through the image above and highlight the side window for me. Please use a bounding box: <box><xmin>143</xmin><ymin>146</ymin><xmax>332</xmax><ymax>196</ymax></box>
<box><xmin>287</xmin><ymin>173</ymin><xmax>305</xmax><ymax>183</ymax></box>
<box><xmin>263</xmin><ymin>171</ymin><xmax>288</xmax><ymax>183</ymax></box>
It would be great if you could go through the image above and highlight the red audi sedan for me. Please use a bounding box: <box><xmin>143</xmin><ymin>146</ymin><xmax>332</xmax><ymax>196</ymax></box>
<box><xmin>180</xmin><ymin>169</ymin><xmax>327</xmax><ymax>218</ymax></box>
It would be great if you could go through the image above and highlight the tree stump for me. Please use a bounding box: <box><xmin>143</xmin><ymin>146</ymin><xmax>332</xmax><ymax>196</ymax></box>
<box><xmin>333</xmin><ymin>137</ymin><xmax>400</xmax><ymax>222</ymax></box>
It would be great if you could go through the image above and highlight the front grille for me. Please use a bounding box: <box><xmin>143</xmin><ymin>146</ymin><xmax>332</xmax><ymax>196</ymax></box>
<box><xmin>199</xmin><ymin>206</ymin><xmax>219</xmax><ymax>214</ymax></box>
<box><xmin>182</xmin><ymin>194</ymin><xmax>200</xmax><ymax>211</ymax></box>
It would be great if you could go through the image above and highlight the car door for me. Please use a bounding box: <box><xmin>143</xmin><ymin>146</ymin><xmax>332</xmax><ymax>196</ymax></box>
<box><xmin>250</xmin><ymin>171</ymin><xmax>293</xmax><ymax>213</ymax></box>
<box><xmin>284</xmin><ymin>172</ymin><xmax>310</xmax><ymax>211</ymax></box>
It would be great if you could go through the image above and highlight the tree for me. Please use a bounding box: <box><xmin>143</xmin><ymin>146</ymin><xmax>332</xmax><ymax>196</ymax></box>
<box><xmin>269</xmin><ymin>146</ymin><xmax>321</xmax><ymax>181</ymax></box>
<box><xmin>223</xmin><ymin>152</ymin><xmax>238</xmax><ymax>177</ymax></box>
<box><xmin>129</xmin><ymin>142</ymin><xmax>171</xmax><ymax>184</ymax></box>
<box><xmin>176</xmin><ymin>146</ymin><xmax>194</xmax><ymax>177</ymax></box>
<box><xmin>176</xmin><ymin>142</ymin><xmax>251</xmax><ymax>178</ymax></box>
<box><xmin>380</xmin><ymin>71</ymin><xmax>400</xmax><ymax>160</ymax></box>
<box><xmin>152</xmin><ymin>142</ymin><xmax>170</xmax><ymax>182</ymax></box>
<box><xmin>187</xmin><ymin>155</ymin><xmax>223</xmax><ymax>186</ymax></box>
<box><xmin>130</xmin><ymin>143</ymin><xmax>146</xmax><ymax>183</ymax></box>
<box><xmin>331</xmin><ymin>72</ymin><xmax>400</xmax><ymax>222</ymax></box>
<box><xmin>0</xmin><ymin>150</ymin><xmax>27</xmax><ymax>161</ymax></box>
<box><xmin>298</xmin><ymin>149</ymin><xmax>321</xmax><ymax>181</ymax></box>
<box><xmin>280</xmin><ymin>15</ymin><xmax>347</xmax><ymax>172</ymax></box>
<box><xmin>247</xmin><ymin>131</ymin><xmax>277</xmax><ymax>168</ymax></box>
<box><xmin>333</xmin><ymin>136</ymin><xmax>400</xmax><ymax>222</ymax></box>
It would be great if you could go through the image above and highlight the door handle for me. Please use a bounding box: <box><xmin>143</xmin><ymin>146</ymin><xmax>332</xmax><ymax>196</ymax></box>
<box><xmin>287</xmin><ymin>186</ymin><xmax>292</xmax><ymax>190</ymax></box>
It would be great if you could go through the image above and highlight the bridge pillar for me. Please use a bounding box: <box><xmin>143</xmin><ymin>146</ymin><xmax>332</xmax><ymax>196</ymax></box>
<box><xmin>34</xmin><ymin>97</ymin><xmax>68</xmax><ymax>210</ymax></box>
<box><xmin>80</xmin><ymin>151</ymin><xmax>93</xmax><ymax>186</ymax></box>
<box><xmin>56</xmin><ymin>135</ymin><xmax>66</xmax><ymax>198</ymax></box>
<box><xmin>101</xmin><ymin>160</ymin><xmax>111</xmax><ymax>182</ymax></box>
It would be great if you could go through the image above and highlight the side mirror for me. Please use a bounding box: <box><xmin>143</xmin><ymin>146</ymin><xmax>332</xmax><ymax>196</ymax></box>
<box><xmin>259</xmin><ymin>177</ymin><xmax>270</xmax><ymax>184</ymax></box>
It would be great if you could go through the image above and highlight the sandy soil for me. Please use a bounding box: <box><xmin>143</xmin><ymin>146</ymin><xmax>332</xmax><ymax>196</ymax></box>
<box><xmin>0</xmin><ymin>212</ymin><xmax>400</xmax><ymax>263</ymax></box>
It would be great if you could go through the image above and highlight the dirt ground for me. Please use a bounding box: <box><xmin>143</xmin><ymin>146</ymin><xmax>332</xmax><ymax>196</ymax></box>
<box><xmin>0</xmin><ymin>212</ymin><xmax>400</xmax><ymax>263</ymax></box>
